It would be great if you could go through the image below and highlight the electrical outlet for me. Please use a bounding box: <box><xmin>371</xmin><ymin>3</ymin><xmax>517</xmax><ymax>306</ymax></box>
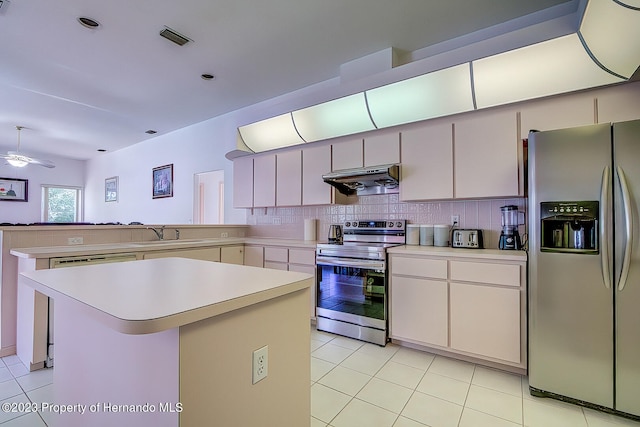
<box><xmin>220</xmin><ymin>232</ymin><xmax>229</xmax><ymax>238</ymax></box>
<box><xmin>273</xmin><ymin>217</ymin><xmax>282</xmax><ymax>225</ymax></box>
<box><xmin>252</xmin><ymin>345</ymin><xmax>268</xmax><ymax>384</ymax></box>
<box><xmin>68</xmin><ymin>237</ymin><xmax>84</xmax><ymax>245</ymax></box>
<box><xmin>451</xmin><ymin>215</ymin><xmax>460</xmax><ymax>226</ymax></box>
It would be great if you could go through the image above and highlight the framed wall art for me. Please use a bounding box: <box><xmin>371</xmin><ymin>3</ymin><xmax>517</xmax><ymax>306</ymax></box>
<box><xmin>0</xmin><ymin>178</ymin><xmax>28</xmax><ymax>202</ymax></box>
<box><xmin>105</xmin><ymin>176</ymin><xmax>118</xmax><ymax>202</ymax></box>
<box><xmin>152</xmin><ymin>164</ymin><xmax>173</xmax><ymax>199</ymax></box>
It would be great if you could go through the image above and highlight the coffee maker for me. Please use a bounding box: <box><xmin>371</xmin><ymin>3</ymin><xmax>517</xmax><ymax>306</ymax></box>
<box><xmin>499</xmin><ymin>205</ymin><xmax>523</xmax><ymax>250</ymax></box>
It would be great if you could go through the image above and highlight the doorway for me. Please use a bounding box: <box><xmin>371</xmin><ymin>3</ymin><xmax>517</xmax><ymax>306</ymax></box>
<box><xmin>193</xmin><ymin>170</ymin><xmax>224</xmax><ymax>224</ymax></box>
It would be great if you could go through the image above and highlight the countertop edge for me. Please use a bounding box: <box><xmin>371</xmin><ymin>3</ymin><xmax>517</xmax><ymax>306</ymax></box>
<box><xmin>10</xmin><ymin>237</ymin><xmax>319</xmax><ymax>259</ymax></box>
<box><xmin>388</xmin><ymin>245</ymin><xmax>528</xmax><ymax>261</ymax></box>
<box><xmin>20</xmin><ymin>270</ymin><xmax>312</xmax><ymax>334</ymax></box>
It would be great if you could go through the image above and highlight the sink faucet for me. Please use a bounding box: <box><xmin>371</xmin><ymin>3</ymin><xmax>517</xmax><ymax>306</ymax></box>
<box><xmin>147</xmin><ymin>226</ymin><xmax>165</xmax><ymax>240</ymax></box>
<box><xmin>175</xmin><ymin>229</ymin><xmax>180</xmax><ymax>240</ymax></box>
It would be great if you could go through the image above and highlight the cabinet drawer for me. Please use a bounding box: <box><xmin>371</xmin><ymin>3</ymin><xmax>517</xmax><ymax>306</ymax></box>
<box><xmin>288</xmin><ymin>249</ymin><xmax>315</xmax><ymax>265</ymax></box>
<box><xmin>391</xmin><ymin>256</ymin><xmax>447</xmax><ymax>280</ymax></box>
<box><xmin>450</xmin><ymin>261</ymin><xmax>520</xmax><ymax>287</ymax></box>
<box><xmin>264</xmin><ymin>261</ymin><xmax>288</xmax><ymax>271</ymax></box>
<box><xmin>264</xmin><ymin>247</ymin><xmax>288</xmax><ymax>263</ymax></box>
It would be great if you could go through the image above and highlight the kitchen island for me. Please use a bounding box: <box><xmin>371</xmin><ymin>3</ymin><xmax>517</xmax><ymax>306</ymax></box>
<box><xmin>18</xmin><ymin>257</ymin><xmax>312</xmax><ymax>427</ymax></box>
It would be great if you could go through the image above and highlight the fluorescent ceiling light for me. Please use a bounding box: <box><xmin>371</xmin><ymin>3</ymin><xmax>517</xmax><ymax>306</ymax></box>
<box><xmin>472</xmin><ymin>34</ymin><xmax>623</xmax><ymax>109</ymax></box>
<box><xmin>366</xmin><ymin>64</ymin><xmax>475</xmax><ymax>128</ymax></box>
<box><xmin>238</xmin><ymin>113</ymin><xmax>304</xmax><ymax>152</ymax></box>
<box><xmin>580</xmin><ymin>0</ymin><xmax>640</xmax><ymax>79</ymax></box>
<box><xmin>292</xmin><ymin>93</ymin><xmax>375</xmax><ymax>142</ymax></box>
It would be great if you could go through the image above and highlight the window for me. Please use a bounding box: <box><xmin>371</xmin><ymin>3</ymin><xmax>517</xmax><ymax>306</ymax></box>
<box><xmin>41</xmin><ymin>185</ymin><xmax>83</xmax><ymax>223</ymax></box>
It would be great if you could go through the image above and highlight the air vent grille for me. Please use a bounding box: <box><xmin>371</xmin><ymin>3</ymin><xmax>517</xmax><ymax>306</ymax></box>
<box><xmin>160</xmin><ymin>27</ymin><xmax>191</xmax><ymax>46</ymax></box>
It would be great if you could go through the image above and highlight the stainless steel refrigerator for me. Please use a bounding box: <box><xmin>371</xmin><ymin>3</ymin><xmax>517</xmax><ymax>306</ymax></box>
<box><xmin>528</xmin><ymin>119</ymin><xmax>640</xmax><ymax>418</ymax></box>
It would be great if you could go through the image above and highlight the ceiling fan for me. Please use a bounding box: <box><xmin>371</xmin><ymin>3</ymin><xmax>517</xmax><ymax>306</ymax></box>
<box><xmin>1</xmin><ymin>126</ymin><xmax>55</xmax><ymax>168</ymax></box>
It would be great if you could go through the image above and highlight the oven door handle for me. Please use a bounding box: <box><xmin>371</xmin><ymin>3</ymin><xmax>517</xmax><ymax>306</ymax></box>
<box><xmin>316</xmin><ymin>256</ymin><xmax>386</xmax><ymax>270</ymax></box>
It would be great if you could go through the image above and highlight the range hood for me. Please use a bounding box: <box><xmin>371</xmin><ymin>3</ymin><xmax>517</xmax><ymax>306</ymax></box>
<box><xmin>323</xmin><ymin>164</ymin><xmax>400</xmax><ymax>196</ymax></box>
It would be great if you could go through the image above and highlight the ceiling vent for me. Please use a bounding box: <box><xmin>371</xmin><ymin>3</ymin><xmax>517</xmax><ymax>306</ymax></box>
<box><xmin>159</xmin><ymin>27</ymin><xmax>191</xmax><ymax>46</ymax></box>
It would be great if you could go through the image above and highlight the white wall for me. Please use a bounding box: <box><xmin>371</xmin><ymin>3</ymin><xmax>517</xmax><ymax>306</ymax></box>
<box><xmin>84</xmin><ymin>113</ymin><xmax>247</xmax><ymax>225</ymax></box>
<box><xmin>0</xmin><ymin>156</ymin><xmax>85</xmax><ymax>224</ymax></box>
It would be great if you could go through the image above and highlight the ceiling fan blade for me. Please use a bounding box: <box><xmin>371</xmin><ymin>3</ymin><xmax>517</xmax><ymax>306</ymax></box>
<box><xmin>2</xmin><ymin>151</ymin><xmax>56</xmax><ymax>168</ymax></box>
<box><xmin>28</xmin><ymin>157</ymin><xmax>56</xmax><ymax>168</ymax></box>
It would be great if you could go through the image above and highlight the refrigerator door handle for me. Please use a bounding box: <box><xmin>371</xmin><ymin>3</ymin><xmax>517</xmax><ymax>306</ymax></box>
<box><xmin>617</xmin><ymin>166</ymin><xmax>633</xmax><ymax>292</ymax></box>
<box><xmin>601</xmin><ymin>166</ymin><xmax>612</xmax><ymax>290</ymax></box>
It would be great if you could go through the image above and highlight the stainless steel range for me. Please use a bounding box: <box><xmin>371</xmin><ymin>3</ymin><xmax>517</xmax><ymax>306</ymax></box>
<box><xmin>316</xmin><ymin>220</ymin><xmax>406</xmax><ymax>345</ymax></box>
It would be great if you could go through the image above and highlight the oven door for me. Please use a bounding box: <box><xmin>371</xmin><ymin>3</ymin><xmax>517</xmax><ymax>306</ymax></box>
<box><xmin>315</xmin><ymin>256</ymin><xmax>387</xmax><ymax>330</ymax></box>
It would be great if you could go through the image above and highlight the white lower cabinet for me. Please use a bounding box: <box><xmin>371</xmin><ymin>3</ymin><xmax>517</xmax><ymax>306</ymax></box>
<box><xmin>449</xmin><ymin>282</ymin><xmax>520</xmax><ymax>363</ymax></box>
<box><xmin>243</xmin><ymin>246</ymin><xmax>264</xmax><ymax>267</ymax></box>
<box><xmin>221</xmin><ymin>246</ymin><xmax>244</xmax><ymax>265</ymax></box>
<box><xmin>391</xmin><ymin>276</ymin><xmax>448</xmax><ymax>347</ymax></box>
<box><xmin>246</xmin><ymin>244</ymin><xmax>317</xmax><ymax>319</ymax></box>
<box><xmin>390</xmin><ymin>252</ymin><xmax>526</xmax><ymax>370</ymax></box>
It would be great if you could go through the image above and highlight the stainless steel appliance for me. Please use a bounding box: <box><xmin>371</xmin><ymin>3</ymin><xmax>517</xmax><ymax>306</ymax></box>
<box><xmin>316</xmin><ymin>220</ymin><xmax>406</xmax><ymax>345</ymax></box>
<box><xmin>327</xmin><ymin>224</ymin><xmax>343</xmax><ymax>244</ymax></box>
<box><xmin>451</xmin><ymin>229</ymin><xmax>484</xmax><ymax>249</ymax></box>
<box><xmin>498</xmin><ymin>205</ymin><xmax>524</xmax><ymax>250</ymax></box>
<box><xmin>528</xmin><ymin>120</ymin><xmax>640</xmax><ymax>419</ymax></box>
<box><xmin>322</xmin><ymin>164</ymin><xmax>400</xmax><ymax>196</ymax></box>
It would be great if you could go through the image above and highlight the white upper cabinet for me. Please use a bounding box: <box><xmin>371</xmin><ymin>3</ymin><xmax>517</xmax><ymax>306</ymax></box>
<box><xmin>276</xmin><ymin>150</ymin><xmax>302</xmax><ymax>206</ymax></box>
<box><xmin>332</xmin><ymin>138</ymin><xmax>363</xmax><ymax>171</ymax></box>
<box><xmin>232</xmin><ymin>156</ymin><xmax>253</xmax><ymax>208</ymax></box>
<box><xmin>302</xmin><ymin>144</ymin><xmax>333</xmax><ymax>205</ymax></box>
<box><xmin>400</xmin><ymin>122</ymin><xmax>453</xmax><ymax>201</ymax></box>
<box><xmin>253</xmin><ymin>154</ymin><xmax>276</xmax><ymax>207</ymax></box>
<box><xmin>520</xmin><ymin>92</ymin><xmax>595</xmax><ymax>139</ymax></box>
<box><xmin>364</xmin><ymin>131</ymin><xmax>400</xmax><ymax>166</ymax></box>
<box><xmin>454</xmin><ymin>109</ymin><xmax>520</xmax><ymax>199</ymax></box>
<box><xmin>595</xmin><ymin>81</ymin><xmax>640</xmax><ymax>124</ymax></box>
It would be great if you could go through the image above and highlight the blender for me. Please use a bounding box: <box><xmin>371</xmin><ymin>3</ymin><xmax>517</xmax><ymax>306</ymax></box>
<box><xmin>499</xmin><ymin>205</ymin><xmax>523</xmax><ymax>250</ymax></box>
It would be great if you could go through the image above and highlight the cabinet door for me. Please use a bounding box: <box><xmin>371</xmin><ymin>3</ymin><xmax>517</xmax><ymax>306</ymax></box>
<box><xmin>364</xmin><ymin>131</ymin><xmax>400</xmax><ymax>167</ymax></box>
<box><xmin>302</xmin><ymin>145</ymin><xmax>333</xmax><ymax>205</ymax></box>
<box><xmin>221</xmin><ymin>246</ymin><xmax>244</xmax><ymax>265</ymax></box>
<box><xmin>332</xmin><ymin>139</ymin><xmax>363</xmax><ymax>171</ymax></box>
<box><xmin>454</xmin><ymin>109</ymin><xmax>519</xmax><ymax>198</ymax></box>
<box><xmin>400</xmin><ymin>123</ymin><xmax>453</xmax><ymax>201</ymax></box>
<box><xmin>390</xmin><ymin>276</ymin><xmax>448</xmax><ymax>347</ymax></box>
<box><xmin>253</xmin><ymin>154</ymin><xmax>276</xmax><ymax>207</ymax></box>
<box><xmin>143</xmin><ymin>247</ymin><xmax>221</xmax><ymax>262</ymax></box>
<box><xmin>232</xmin><ymin>156</ymin><xmax>253</xmax><ymax>208</ymax></box>
<box><xmin>276</xmin><ymin>150</ymin><xmax>302</xmax><ymax>206</ymax></box>
<box><xmin>449</xmin><ymin>282</ymin><xmax>520</xmax><ymax>363</ymax></box>
<box><xmin>244</xmin><ymin>246</ymin><xmax>264</xmax><ymax>267</ymax></box>
<box><xmin>264</xmin><ymin>261</ymin><xmax>288</xmax><ymax>271</ymax></box>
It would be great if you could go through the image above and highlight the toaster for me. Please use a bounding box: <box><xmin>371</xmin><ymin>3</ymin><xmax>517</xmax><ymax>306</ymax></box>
<box><xmin>451</xmin><ymin>229</ymin><xmax>484</xmax><ymax>249</ymax></box>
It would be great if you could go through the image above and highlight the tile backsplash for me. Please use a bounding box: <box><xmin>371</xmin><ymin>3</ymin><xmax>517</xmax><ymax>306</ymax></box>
<box><xmin>246</xmin><ymin>194</ymin><xmax>527</xmax><ymax>249</ymax></box>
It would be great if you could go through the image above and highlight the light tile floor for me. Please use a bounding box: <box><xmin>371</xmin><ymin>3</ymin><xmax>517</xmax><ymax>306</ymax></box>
<box><xmin>1</xmin><ymin>329</ymin><xmax>639</xmax><ymax>426</ymax></box>
<box><xmin>310</xmin><ymin>329</ymin><xmax>640</xmax><ymax>427</ymax></box>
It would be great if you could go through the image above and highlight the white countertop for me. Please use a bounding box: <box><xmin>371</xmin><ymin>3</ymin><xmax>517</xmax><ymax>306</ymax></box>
<box><xmin>388</xmin><ymin>245</ymin><xmax>528</xmax><ymax>261</ymax></box>
<box><xmin>19</xmin><ymin>257</ymin><xmax>312</xmax><ymax>334</ymax></box>
<box><xmin>10</xmin><ymin>237</ymin><xmax>318</xmax><ymax>259</ymax></box>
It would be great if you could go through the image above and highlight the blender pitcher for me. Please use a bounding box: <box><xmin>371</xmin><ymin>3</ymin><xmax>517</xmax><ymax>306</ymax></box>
<box><xmin>499</xmin><ymin>205</ymin><xmax>524</xmax><ymax>250</ymax></box>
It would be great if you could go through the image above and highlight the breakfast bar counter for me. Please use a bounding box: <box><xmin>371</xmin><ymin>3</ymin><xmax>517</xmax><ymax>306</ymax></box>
<box><xmin>18</xmin><ymin>257</ymin><xmax>313</xmax><ymax>427</ymax></box>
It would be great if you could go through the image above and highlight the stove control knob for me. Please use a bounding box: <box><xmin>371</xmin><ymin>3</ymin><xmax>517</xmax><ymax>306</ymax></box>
<box><xmin>345</xmin><ymin>222</ymin><xmax>351</xmax><ymax>227</ymax></box>
<box><xmin>388</xmin><ymin>222</ymin><xmax>394</xmax><ymax>228</ymax></box>
<box><xmin>396</xmin><ymin>222</ymin><xmax>403</xmax><ymax>228</ymax></box>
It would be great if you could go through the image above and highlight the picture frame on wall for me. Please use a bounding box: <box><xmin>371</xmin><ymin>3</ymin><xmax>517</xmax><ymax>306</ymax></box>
<box><xmin>0</xmin><ymin>178</ymin><xmax>28</xmax><ymax>202</ymax></box>
<box><xmin>152</xmin><ymin>164</ymin><xmax>173</xmax><ymax>199</ymax></box>
<box><xmin>105</xmin><ymin>176</ymin><xmax>118</xmax><ymax>202</ymax></box>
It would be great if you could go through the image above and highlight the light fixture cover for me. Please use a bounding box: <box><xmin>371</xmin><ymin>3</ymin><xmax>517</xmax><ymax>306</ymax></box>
<box><xmin>292</xmin><ymin>93</ymin><xmax>375</xmax><ymax>143</ymax></box>
<box><xmin>239</xmin><ymin>113</ymin><xmax>304</xmax><ymax>153</ymax></box>
<box><xmin>366</xmin><ymin>64</ymin><xmax>474</xmax><ymax>128</ymax></box>
<box><xmin>7</xmin><ymin>157</ymin><xmax>28</xmax><ymax>167</ymax></box>
<box><xmin>472</xmin><ymin>34</ymin><xmax>623</xmax><ymax>109</ymax></box>
<box><xmin>580</xmin><ymin>0</ymin><xmax>640</xmax><ymax>79</ymax></box>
